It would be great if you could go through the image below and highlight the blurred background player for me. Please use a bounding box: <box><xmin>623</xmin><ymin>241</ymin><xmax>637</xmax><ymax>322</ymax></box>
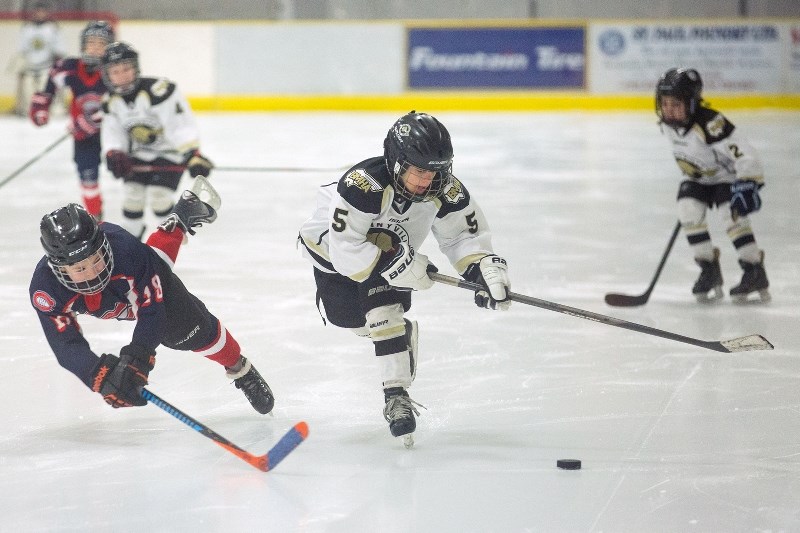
<box><xmin>100</xmin><ymin>41</ymin><xmax>213</xmax><ymax>239</ymax></box>
<box><xmin>29</xmin><ymin>21</ymin><xmax>115</xmax><ymax>219</ymax></box>
<box><xmin>298</xmin><ymin>111</ymin><xmax>511</xmax><ymax>446</ymax></box>
<box><xmin>655</xmin><ymin>67</ymin><xmax>770</xmax><ymax>304</ymax></box>
<box><xmin>12</xmin><ymin>1</ymin><xmax>65</xmax><ymax>116</ymax></box>
<box><xmin>30</xmin><ymin>177</ymin><xmax>274</xmax><ymax>413</ymax></box>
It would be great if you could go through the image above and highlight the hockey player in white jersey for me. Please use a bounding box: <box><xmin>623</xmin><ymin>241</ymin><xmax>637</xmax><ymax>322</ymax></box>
<box><xmin>100</xmin><ymin>41</ymin><xmax>213</xmax><ymax>239</ymax></box>
<box><xmin>298</xmin><ymin>112</ymin><xmax>511</xmax><ymax>446</ymax></box>
<box><xmin>656</xmin><ymin>67</ymin><xmax>769</xmax><ymax>303</ymax></box>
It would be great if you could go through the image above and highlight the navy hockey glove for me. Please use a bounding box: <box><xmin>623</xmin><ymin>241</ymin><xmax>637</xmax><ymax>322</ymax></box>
<box><xmin>29</xmin><ymin>92</ymin><xmax>51</xmax><ymax>126</ymax></box>
<box><xmin>463</xmin><ymin>255</ymin><xmax>511</xmax><ymax>311</ymax></box>
<box><xmin>106</xmin><ymin>150</ymin><xmax>132</xmax><ymax>179</ymax></box>
<box><xmin>380</xmin><ymin>243</ymin><xmax>437</xmax><ymax>291</ymax></box>
<box><xmin>184</xmin><ymin>150</ymin><xmax>213</xmax><ymax>178</ymax></box>
<box><xmin>730</xmin><ymin>180</ymin><xmax>763</xmax><ymax>216</ymax></box>
<box><xmin>90</xmin><ymin>346</ymin><xmax>155</xmax><ymax>408</ymax></box>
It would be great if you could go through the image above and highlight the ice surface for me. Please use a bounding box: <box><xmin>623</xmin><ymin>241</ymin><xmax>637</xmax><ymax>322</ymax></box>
<box><xmin>1</xmin><ymin>110</ymin><xmax>799</xmax><ymax>532</ymax></box>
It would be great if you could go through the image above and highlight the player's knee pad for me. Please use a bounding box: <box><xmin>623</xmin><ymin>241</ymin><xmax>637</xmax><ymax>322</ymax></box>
<box><xmin>677</xmin><ymin>197</ymin><xmax>707</xmax><ymax>228</ymax></box>
<box><xmin>348</xmin><ymin>326</ymin><xmax>371</xmax><ymax>338</ymax></box>
<box><xmin>149</xmin><ymin>185</ymin><xmax>175</xmax><ymax>216</ymax></box>
<box><xmin>366</xmin><ymin>304</ymin><xmax>406</xmax><ymax>345</ymax></box>
<box><xmin>367</xmin><ymin>304</ymin><xmax>413</xmax><ymax>389</ymax></box>
<box><xmin>122</xmin><ymin>182</ymin><xmax>146</xmax><ymax>213</ymax></box>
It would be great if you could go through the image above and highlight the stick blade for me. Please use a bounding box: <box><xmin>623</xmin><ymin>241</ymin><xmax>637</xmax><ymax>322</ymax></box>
<box><xmin>263</xmin><ymin>421</ymin><xmax>309</xmax><ymax>472</ymax></box>
<box><xmin>720</xmin><ymin>335</ymin><xmax>774</xmax><ymax>352</ymax></box>
<box><xmin>604</xmin><ymin>293</ymin><xmax>648</xmax><ymax>307</ymax></box>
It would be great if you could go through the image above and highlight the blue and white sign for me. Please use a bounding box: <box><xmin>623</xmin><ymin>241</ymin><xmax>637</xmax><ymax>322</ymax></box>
<box><xmin>407</xmin><ymin>27</ymin><xmax>585</xmax><ymax>89</ymax></box>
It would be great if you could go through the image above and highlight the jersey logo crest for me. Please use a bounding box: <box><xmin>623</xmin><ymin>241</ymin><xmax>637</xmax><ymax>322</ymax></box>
<box><xmin>32</xmin><ymin>290</ymin><xmax>56</xmax><ymax>312</ymax></box>
<box><xmin>344</xmin><ymin>169</ymin><xmax>383</xmax><ymax>193</ymax></box>
<box><xmin>706</xmin><ymin>114</ymin><xmax>725</xmax><ymax>138</ymax></box>
<box><xmin>675</xmin><ymin>157</ymin><xmax>715</xmax><ymax>180</ymax></box>
<box><xmin>442</xmin><ymin>176</ymin><xmax>465</xmax><ymax>204</ymax></box>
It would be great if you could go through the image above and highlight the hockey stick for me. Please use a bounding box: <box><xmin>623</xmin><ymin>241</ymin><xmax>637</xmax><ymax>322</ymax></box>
<box><xmin>429</xmin><ymin>272</ymin><xmax>773</xmax><ymax>353</ymax></box>
<box><xmin>141</xmin><ymin>388</ymin><xmax>308</xmax><ymax>472</ymax></box>
<box><xmin>130</xmin><ymin>164</ymin><xmax>348</xmax><ymax>173</ymax></box>
<box><xmin>604</xmin><ymin>221</ymin><xmax>681</xmax><ymax>307</ymax></box>
<box><xmin>0</xmin><ymin>131</ymin><xmax>70</xmax><ymax>189</ymax></box>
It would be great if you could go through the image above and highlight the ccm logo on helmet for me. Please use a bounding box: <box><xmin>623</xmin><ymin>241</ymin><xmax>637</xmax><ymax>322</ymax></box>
<box><xmin>32</xmin><ymin>290</ymin><xmax>56</xmax><ymax>312</ymax></box>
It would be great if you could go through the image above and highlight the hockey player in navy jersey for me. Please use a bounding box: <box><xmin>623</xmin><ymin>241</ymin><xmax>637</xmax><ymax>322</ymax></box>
<box><xmin>30</xmin><ymin>178</ymin><xmax>274</xmax><ymax>413</ymax></box>
<box><xmin>100</xmin><ymin>41</ymin><xmax>214</xmax><ymax>239</ymax></box>
<box><xmin>298</xmin><ymin>111</ymin><xmax>511</xmax><ymax>446</ymax></box>
<box><xmin>29</xmin><ymin>20</ymin><xmax>114</xmax><ymax>219</ymax></box>
<box><xmin>656</xmin><ymin>67</ymin><xmax>770</xmax><ymax>303</ymax></box>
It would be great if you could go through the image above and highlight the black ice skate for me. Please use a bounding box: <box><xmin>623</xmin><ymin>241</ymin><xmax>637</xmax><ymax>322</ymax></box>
<box><xmin>692</xmin><ymin>248</ymin><xmax>723</xmax><ymax>303</ymax></box>
<box><xmin>160</xmin><ymin>176</ymin><xmax>222</xmax><ymax>235</ymax></box>
<box><xmin>226</xmin><ymin>356</ymin><xmax>275</xmax><ymax>414</ymax></box>
<box><xmin>730</xmin><ymin>251</ymin><xmax>771</xmax><ymax>304</ymax></box>
<box><xmin>383</xmin><ymin>387</ymin><xmax>424</xmax><ymax>448</ymax></box>
<box><xmin>405</xmin><ymin>319</ymin><xmax>418</xmax><ymax>382</ymax></box>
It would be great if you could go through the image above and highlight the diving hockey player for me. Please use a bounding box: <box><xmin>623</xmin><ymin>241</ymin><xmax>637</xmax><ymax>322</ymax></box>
<box><xmin>656</xmin><ymin>67</ymin><xmax>770</xmax><ymax>303</ymax></box>
<box><xmin>298</xmin><ymin>111</ymin><xmax>511</xmax><ymax>446</ymax></box>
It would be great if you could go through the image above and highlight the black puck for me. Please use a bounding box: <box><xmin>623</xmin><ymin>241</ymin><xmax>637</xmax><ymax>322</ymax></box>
<box><xmin>557</xmin><ymin>459</ymin><xmax>581</xmax><ymax>470</ymax></box>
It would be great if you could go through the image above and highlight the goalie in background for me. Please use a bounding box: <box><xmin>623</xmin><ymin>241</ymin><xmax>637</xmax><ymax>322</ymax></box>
<box><xmin>29</xmin><ymin>20</ymin><xmax>115</xmax><ymax>220</ymax></box>
<box><xmin>30</xmin><ymin>178</ymin><xmax>275</xmax><ymax>415</ymax></box>
<box><xmin>11</xmin><ymin>1</ymin><xmax>65</xmax><ymax>116</ymax></box>
<box><xmin>298</xmin><ymin>111</ymin><xmax>511</xmax><ymax>446</ymax></box>
<box><xmin>656</xmin><ymin>67</ymin><xmax>770</xmax><ymax>304</ymax></box>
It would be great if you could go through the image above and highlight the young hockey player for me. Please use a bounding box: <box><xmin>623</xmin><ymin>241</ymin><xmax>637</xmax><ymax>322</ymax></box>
<box><xmin>29</xmin><ymin>20</ymin><xmax>112</xmax><ymax>218</ymax></box>
<box><xmin>298</xmin><ymin>111</ymin><xmax>511</xmax><ymax>446</ymax></box>
<box><xmin>30</xmin><ymin>178</ymin><xmax>274</xmax><ymax>413</ymax></box>
<box><xmin>656</xmin><ymin>67</ymin><xmax>770</xmax><ymax>303</ymax></box>
<box><xmin>100</xmin><ymin>41</ymin><xmax>213</xmax><ymax>239</ymax></box>
<box><xmin>14</xmin><ymin>2</ymin><xmax>65</xmax><ymax>116</ymax></box>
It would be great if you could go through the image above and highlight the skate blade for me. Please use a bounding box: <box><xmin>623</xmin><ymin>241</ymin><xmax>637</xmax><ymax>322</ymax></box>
<box><xmin>695</xmin><ymin>286</ymin><xmax>723</xmax><ymax>304</ymax></box>
<box><xmin>402</xmin><ymin>433</ymin><xmax>414</xmax><ymax>449</ymax></box>
<box><xmin>189</xmin><ymin>176</ymin><xmax>222</xmax><ymax>211</ymax></box>
<box><xmin>731</xmin><ymin>288</ymin><xmax>771</xmax><ymax>305</ymax></box>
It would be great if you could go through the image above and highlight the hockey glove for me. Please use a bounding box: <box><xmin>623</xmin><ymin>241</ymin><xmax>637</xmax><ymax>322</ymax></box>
<box><xmin>463</xmin><ymin>255</ymin><xmax>511</xmax><ymax>311</ymax></box>
<box><xmin>29</xmin><ymin>92</ymin><xmax>52</xmax><ymax>126</ymax></box>
<box><xmin>380</xmin><ymin>243</ymin><xmax>437</xmax><ymax>291</ymax></box>
<box><xmin>184</xmin><ymin>150</ymin><xmax>213</xmax><ymax>178</ymax></box>
<box><xmin>730</xmin><ymin>180</ymin><xmax>763</xmax><ymax>216</ymax></box>
<box><xmin>106</xmin><ymin>150</ymin><xmax>132</xmax><ymax>179</ymax></box>
<box><xmin>90</xmin><ymin>348</ymin><xmax>155</xmax><ymax>408</ymax></box>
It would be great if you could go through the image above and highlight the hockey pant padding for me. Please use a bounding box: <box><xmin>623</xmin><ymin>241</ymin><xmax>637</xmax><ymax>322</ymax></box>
<box><xmin>367</xmin><ymin>304</ymin><xmax>412</xmax><ymax>389</ymax></box>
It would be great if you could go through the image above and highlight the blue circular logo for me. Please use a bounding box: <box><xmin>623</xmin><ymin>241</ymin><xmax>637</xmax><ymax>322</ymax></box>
<box><xmin>599</xmin><ymin>30</ymin><xmax>625</xmax><ymax>56</ymax></box>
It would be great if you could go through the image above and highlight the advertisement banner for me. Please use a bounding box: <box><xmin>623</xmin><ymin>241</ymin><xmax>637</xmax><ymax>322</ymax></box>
<box><xmin>407</xmin><ymin>27</ymin><xmax>585</xmax><ymax>89</ymax></box>
<box><xmin>589</xmin><ymin>22</ymin><xmax>784</xmax><ymax>93</ymax></box>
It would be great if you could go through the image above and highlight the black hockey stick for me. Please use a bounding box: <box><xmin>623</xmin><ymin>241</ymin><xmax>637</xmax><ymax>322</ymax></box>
<box><xmin>0</xmin><ymin>131</ymin><xmax>70</xmax><ymax>189</ymax></box>
<box><xmin>604</xmin><ymin>221</ymin><xmax>681</xmax><ymax>307</ymax></box>
<box><xmin>429</xmin><ymin>272</ymin><xmax>773</xmax><ymax>353</ymax></box>
<box><xmin>141</xmin><ymin>388</ymin><xmax>308</xmax><ymax>472</ymax></box>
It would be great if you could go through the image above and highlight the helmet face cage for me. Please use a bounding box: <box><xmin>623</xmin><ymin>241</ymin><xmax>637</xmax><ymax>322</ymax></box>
<box><xmin>101</xmin><ymin>42</ymin><xmax>140</xmax><ymax>95</ymax></box>
<box><xmin>655</xmin><ymin>68</ymin><xmax>703</xmax><ymax>127</ymax></box>
<box><xmin>48</xmin><ymin>236</ymin><xmax>114</xmax><ymax>295</ymax></box>
<box><xmin>384</xmin><ymin>112</ymin><xmax>454</xmax><ymax>202</ymax></box>
<box><xmin>80</xmin><ymin>21</ymin><xmax>115</xmax><ymax>66</ymax></box>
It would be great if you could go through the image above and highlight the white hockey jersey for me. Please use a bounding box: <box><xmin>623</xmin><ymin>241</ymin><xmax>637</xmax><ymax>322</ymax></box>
<box><xmin>661</xmin><ymin>106</ymin><xmax>764</xmax><ymax>186</ymax></box>
<box><xmin>299</xmin><ymin>157</ymin><xmax>496</xmax><ymax>282</ymax></box>
<box><xmin>101</xmin><ymin>77</ymin><xmax>200</xmax><ymax>164</ymax></box>
<box><xmin>17</xmin><ymin>21</ymin><xmax>65</xmax><ymax>72</ymax></box>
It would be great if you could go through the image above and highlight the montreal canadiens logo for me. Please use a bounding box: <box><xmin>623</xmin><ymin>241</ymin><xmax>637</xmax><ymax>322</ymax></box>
<box><xmin>33</xmin><ymin>290</ymin><xmax>56</xmax><ymax>312</ymax></box>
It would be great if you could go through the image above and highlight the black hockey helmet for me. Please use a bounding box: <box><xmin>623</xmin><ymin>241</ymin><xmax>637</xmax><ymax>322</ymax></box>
<box><xmin>101</xmin><ymin>41</ymin><xmax>140</xmax><ymax>95</ymax></box>
<box><xmin>40</xmin><ymin>204</ymin><xmax>114</xmax><ymax>294</ymax></box>
<box><xmin>655</xmin><ymin>67</ymin><xmax>703</xmax><ymax>127</ymax></box>
<box><xmin>80</xmin><ymin>21</ymin><xmax>115</xmax><ymax>66</ymax></box>
<box><xmin>383</xmin><ymin>111</ymin><xmax>454</xmax><ymax>202</ymax></box>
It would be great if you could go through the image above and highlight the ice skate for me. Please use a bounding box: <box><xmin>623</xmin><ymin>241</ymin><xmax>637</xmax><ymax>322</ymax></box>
<box><xmin>383</xmin><ymin>387</ymin><xmax>424</xmax><ymax>448</ymax></box>
<box><xmin>730</xmin><ymin>251</ymin><xmax>771</xmax><ymax>304</ymax></box>
<box><xmin>405</xmin><ymin>319</ymin><xmax>418</xmax><ymax>382</ymax></box>
<box><xmin>162</xmin><ymin>176</ymin><xmax>222</xmax><ymax>235</ymax></box>
<box><xmin>226</xmin><ymin>356</ymin><xmax>275</xmax><ymax>414</ymax></box>
<box><xmin>692</xmin><ymin>247</ymin><xmax>723</xmax><ymax>303</ymax></box>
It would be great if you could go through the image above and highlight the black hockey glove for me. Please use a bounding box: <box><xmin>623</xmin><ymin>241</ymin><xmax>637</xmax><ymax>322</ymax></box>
<box><xmin>462</xmin><ymin>255</ymin><xmax>511</xmax><ymax>311</ymax></box>
<box><xmin>90</xmin><ymin>346</ymin><xmax>155</xmax><ymax>408</ymax></box>
<box><xmin>730</xmin><ymin>180</ymin><xmax>763</xmax><ymax>216</ymax></box>
<box><xmin>106</xmin><ymin>150</ymin><xmax>132</xmax><ymax>179</ymax></box>
<box><xmin>184</xmin><ymin>150</ymin><xmax>213</xmax><ymax>178</ymax></box>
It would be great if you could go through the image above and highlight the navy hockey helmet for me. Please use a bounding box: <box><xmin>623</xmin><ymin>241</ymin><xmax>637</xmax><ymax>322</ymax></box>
<box><xmin>655</xmin><ymin>67</ymin><xmax>703</xmax><ymax>127</ymax></box>
<box><xmin>40</xmin><ymin>204</ymin><xmax>114</xmax><ymax>294</ymax></box>
<box><xmin>80</xmin><ymin>21</ymin><xmax>115</xmax><ymax>66</ymax></box>
<box><xmin>101</xmin><ymin>41</ymin><xmax>140</xmax><ymax>95</ymax></box>
<box><xmin>383</xmin><ymin>111</ymin><xmax>454</xmax><ymax>202</ymax></box>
